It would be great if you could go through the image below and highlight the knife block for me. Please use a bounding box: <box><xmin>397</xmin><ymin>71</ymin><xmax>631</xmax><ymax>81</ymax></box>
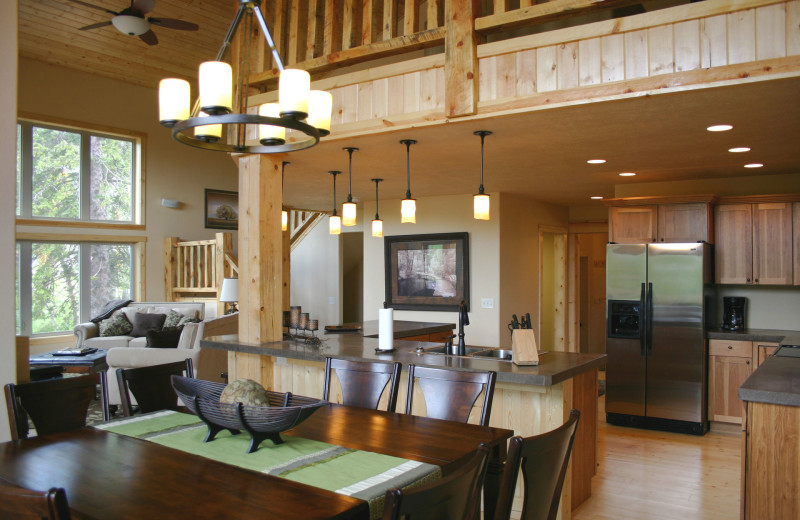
<box><xmin>511</xmin><ymin>329</ymin><xmax>539</xmax><ymax>366</ymax></box>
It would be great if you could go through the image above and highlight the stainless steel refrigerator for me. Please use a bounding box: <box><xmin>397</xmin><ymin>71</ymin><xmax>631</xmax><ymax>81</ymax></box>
<box><xmin>605</xmin><ymin>242</ymin><xmax>713</xmax><ymax>435</ymax></box>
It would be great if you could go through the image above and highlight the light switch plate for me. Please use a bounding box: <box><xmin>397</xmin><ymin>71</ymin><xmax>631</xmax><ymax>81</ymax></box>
<box><xmin>329</xmin><ymin>297</ymin><xmax>336</xmax><ymax>305</ymax></box>
<box><xmin>481</xmin><ymin>298</ymin><xmax>494</xmax><ymax>309</ymax></box>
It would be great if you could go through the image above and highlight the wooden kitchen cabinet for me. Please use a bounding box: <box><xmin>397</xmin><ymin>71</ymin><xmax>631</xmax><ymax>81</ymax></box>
<box><xmin>715</xmin><ymin>202</ymin><xmax>793</xmax><ymax>285</ymax></box>
<box><xmin>608</xmin><ymin>205</ymin><xmax>657</xmax><ymax>243</ymax></box>
<box><xmin>754</xmin><ymin>342</ymin><xmax>779</xmax><ymax>367</ymax></box>
<box><xmin>794</xmin><ymin>203</ymin><xmax>800</xmax><ymax>285</ymax></box>
<box><xmin>708</xmin><ymin>339</ymin><xmax>753</xmax><ymax>424</ymax></box>
<box><xmin>608</xmin><ymin>201</ymin><xmax>712</xmax><ymax>244</ymax></box>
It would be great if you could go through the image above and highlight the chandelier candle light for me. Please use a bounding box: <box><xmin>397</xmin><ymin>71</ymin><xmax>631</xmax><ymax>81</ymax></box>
<box><xmin>329</xmin><ymin>171</ymin><xmax>342</xmax><ymax>235</ymax></box>
<box><xmin>400</xmin><ymin>139</ymin><xmax>418</xmax><ymax>224</ymax></box>
<box><xmin>473</xmin><ymin>130</ymin><xmax>492</xmax><ymax>220</ymax></box>
<box><xmin>342</xmin><ymin>147</ymin><xmax>358</xmax><ymax>226</ymax></box>
<box><xmin>372</xmin><ymin>178</ymin><xmax>383</xmax><ymax>237</ymax></box>
<box><xmin>158</xmin><ymin>0</ymin><xmax>332</xmax><ymax>153</ymax></box>
<box><xmin>281</xmin><ymin>161</ymin><xmax>289</xmax><ymax>231</ymax></box>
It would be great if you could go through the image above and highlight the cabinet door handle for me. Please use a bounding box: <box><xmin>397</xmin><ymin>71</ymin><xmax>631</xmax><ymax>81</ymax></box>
<box><xmin>728</xmin><ymin>345</ymin><xmax>733</xmax><ymax>349</ymax></box>
<box><xmin>747</xmin><ymin>278</ymin><xmax>751</xmax><ymax>283</ymax></box>
<box><xmin>755</xmin><ymin>278</ymin><xmax>759</xmax><ymax>283</ymax></box>
<box><xmin>746</xmin><ymin>360</ymin><xmax>750</xmax><ymax>365</ymax></box>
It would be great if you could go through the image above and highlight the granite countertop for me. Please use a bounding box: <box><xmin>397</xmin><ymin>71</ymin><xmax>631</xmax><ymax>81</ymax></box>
<box><xmin>202</xmin><ymin>333</ymin><xmax>606</xmax><ymax>387</ymax></box>
<box><xmin>708</xmin><ymin>328</ymin><xmax>800</xmax><ymax>343</ymax></box>
<box><xmin>327</xmin><ymin>320</ymin><xmax>455</xmax><ymax>339</ymax></box>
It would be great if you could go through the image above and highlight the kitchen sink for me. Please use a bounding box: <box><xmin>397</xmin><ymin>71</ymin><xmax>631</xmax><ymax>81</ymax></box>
<box><xmin>471</xmin><ymin>349</ymin><xmax>513</xmax><ymax>360</ymax></box>
<box><xmin>416</xmin><ymin>345</ymin><xmax>548</xmax><ymax>362</ymax></box>
<box><xmin>421</xmin><ymin>346</ymin><xmax>489</xmax><ymax>355</ymax></box>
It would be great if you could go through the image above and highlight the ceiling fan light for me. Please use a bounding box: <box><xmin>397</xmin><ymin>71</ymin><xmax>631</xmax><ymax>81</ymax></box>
<box><xmin>474</xmin><ymin>193</ymin><xmax>490</xmax><ymax>220</ymax></box>
<box><xmin>158</xmin><ymin>78</ymin><xmax>190</xmax><ymax>127</ymax></box>
<box><xmin>279</xmin><ymin>69</ymin><xmax>310</xmax><ymax>119</ymax></box>
<box><xmin>198</xmin><ymin>61</ymin><xmax>233</xmax><ymax>115</ymax></box>
<box><xmin>111</xmin><ymin>15</ymin><xmax>150</xmax><ymax>36</ymax></box>
<box><xmin>307</xmin><ymin>90</ymin><xmax>332</xmax><ymax>136</ymax></box>
<box><xmin>401</xmin><ymin>199</ymin><xmax>416</xmax><ymax>224</ymax></box>
<box><xmin>258</xmin><ymin>103</ymin><xmax>285</xmax><ymax>146</ymax></box>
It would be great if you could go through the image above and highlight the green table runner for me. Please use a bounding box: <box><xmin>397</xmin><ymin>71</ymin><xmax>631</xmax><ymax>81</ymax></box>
<box><xmin>96</xmin><ymin>411</ymin><xmax>441</xmax><ymax>519</ymax></box>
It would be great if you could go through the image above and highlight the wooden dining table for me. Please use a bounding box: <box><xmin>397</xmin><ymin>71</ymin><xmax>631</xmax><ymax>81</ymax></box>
<box><xmin>0</xmin><ymin>403</ymin><xmax>513</xmax><ymax>519</ymax></box>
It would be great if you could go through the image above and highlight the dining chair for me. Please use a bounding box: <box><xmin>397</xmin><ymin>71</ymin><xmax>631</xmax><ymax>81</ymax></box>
<box><xmin>323</xmin><ymin>358</ymin><xmax>401</xmax><ymax>412</ymax></box>
<box><xmin>381</xmin><ymin>444</ymin><xmax>489</xmax><ymax>520</ymax></box>
<box><xmin>0</xmin><ymin>480</ymin><xmax>71</xmax><ymax>520</ymax></box>
<box><xmin>116</xmin><ymin>358</ymin><xmax>193</xmax><ymax>416</ymax></box>
<box><xmin>4</xmin><ymin>372</ymin><xmax>108</xmax><ymax>441</ymax></box>
<box><xmin>404</xmin><ymin>365</ymin><xmax>496</xmax><ymax>426</ymax></box>
<box><xmin>494</xmin><ymin>409</ymin><xmax>581</xmax><ymax>520</ymax></box>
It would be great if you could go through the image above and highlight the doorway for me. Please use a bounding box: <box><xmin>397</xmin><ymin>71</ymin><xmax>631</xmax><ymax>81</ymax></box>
<box><xmin>539</xmin><ymin>227</ymin><xmax>567</xmax><ymax>352</ymax></box>
<box><xmin>575</xmin><ymin>232</ymin><xmax>608</xmax><ymax>354</ymax></box>
<box><xmin>341</xmin><ymin>232</ymin><xmax>364</xmax><ymax>323</ymax></box>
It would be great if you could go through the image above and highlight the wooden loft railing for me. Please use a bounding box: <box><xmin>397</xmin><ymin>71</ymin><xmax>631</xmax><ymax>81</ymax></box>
<box><xmin>164</xmin><ymin>232</ymin><xmax>238</xmax><ymax>314</ymax></box>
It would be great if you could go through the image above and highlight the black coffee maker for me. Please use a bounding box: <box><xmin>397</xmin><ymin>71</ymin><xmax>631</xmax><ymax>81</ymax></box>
<box><xmin>722</xmin><ymin>297</ymin><xmax>746</xmax><ymax>331</ymax></box>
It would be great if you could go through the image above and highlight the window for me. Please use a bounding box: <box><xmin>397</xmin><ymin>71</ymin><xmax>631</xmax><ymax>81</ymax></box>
<box><xmin>15</xmin><ymin>117</ymin><xmax>144</xmax><ymax>337</ymax></box>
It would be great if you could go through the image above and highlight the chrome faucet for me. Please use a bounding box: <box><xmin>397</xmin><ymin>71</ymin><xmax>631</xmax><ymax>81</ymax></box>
<box><xmin>457</xmin><ymin>300</ymin><xmax>469</xmax><ymax>356</ymax></box>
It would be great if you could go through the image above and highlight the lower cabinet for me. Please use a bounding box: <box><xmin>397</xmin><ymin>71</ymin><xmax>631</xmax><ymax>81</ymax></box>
<box><xmin>708</xmin><ymin>340</ymin><xmax>753</xmax><ymax>424</ymax></box>
<box><xmin>396</xmin><ymin>329</ymin><xmax>454</xmax><ymax>343</ymax></box>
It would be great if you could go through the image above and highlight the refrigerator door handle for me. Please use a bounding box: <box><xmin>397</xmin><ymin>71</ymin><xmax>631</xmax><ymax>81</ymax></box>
<box><xmin>639</xmin><ymin>283</ymin><xmax>647</xmax><ymax>356</ymax></box>
<box><xmin>646</xmin><ymin>282</ymin><xmax>654</xmax><ymax>356</ymax></box>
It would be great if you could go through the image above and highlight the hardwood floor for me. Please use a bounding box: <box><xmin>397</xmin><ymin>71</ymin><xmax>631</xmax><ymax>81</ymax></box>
<box><xmin>573</xmin><ymin>397</ymin><xmax>741</xmax><ymax>520</ymax></box>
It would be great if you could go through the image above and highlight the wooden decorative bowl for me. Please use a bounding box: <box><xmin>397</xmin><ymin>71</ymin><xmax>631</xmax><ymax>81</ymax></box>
<box><xmin>171</xmin><ymin>376</ymin><xmax>328</xmax><ymax>453</ymax></box>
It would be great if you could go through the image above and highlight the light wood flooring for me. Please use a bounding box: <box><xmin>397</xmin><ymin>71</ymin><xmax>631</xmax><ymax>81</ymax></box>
<box><xmin>573</xmin><ymin>396</ymin><xmax>741</xmax><ymax>520</ymax></box>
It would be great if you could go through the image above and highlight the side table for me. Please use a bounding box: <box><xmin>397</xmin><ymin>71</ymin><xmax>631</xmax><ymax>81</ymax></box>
<box><xmin>29</xmin><ymin>349</ymin><xmax>109</xmax><ymax>374</ymax></box>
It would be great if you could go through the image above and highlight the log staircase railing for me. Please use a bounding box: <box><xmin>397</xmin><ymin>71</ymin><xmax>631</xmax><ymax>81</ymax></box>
<box><xmin>289</xmin><ymin>209</ymin><xmax>327</xmax><ymax>251</ymax></box>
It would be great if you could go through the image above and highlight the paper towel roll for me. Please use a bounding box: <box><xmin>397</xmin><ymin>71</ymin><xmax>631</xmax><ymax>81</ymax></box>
<box><xmin>378</xmin><ymin>308</ymin><xmax>394</xmax><ymax>351</ymax></box>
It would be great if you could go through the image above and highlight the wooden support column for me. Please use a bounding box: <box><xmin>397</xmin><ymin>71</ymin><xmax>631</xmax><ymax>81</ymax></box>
<box><xmin>229</xmin><ymin>154</ymin><xmax>284</xmax><ymax>389</ymax></box>
<box><xmin>444</xmin><ymin>0</ymin><xmax>480</xmax><ymax>117</ymax></box>
<box><xmin>283</xmin><ymin>212</ymin><xmax>291</xmax><ymax>310</ymax></box>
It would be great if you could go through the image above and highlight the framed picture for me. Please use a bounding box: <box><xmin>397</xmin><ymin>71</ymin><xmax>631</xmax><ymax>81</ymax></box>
<box><xmin>204</xmin><ymin>189</ymin><xmax>238</xmax><ymax>230</ymax></box>
<box><xmin>384</xmin><ymin>232</ymin><xmax>469</xmax><ymax>312</ymax></box>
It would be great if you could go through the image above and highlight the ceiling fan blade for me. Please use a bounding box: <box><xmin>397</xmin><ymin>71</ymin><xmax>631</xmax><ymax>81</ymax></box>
<box><xmin>139</xmin><ymin>29</ymin><xmax>158</xmax><ymax>45</ymax></box>
<box><xmin>79</xmin><ymin>21</ymin><xmax>113</xmax><ymax>31</ymax></box>
<box><xmin>148</xmin><ymin>17</ymin><xmax>199</xmax><ymax>31</ymax></box>
<box><xmin>133</xmin><ymin>0</ymin><xmax>155</xmax><ymax>14</ymax></box>
<box><xmin>66</xmin><ymin>0</ymin><xmax>119</xmax><ymax>16</ymax></box>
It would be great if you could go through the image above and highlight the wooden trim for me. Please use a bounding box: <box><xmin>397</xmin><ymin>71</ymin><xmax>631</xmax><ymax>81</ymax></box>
<box><xmin>15</xmin><ymin>232</ymin><xmax>147</xmax><ymax>243</ymax></box>
<box><xmin>28</xmin><ymin>335</ymin><xmax>71</xmax><ymax>346</ymax></box>
<box><xmin>718</xmin><ymin>193</ymin><xmax>800</xmax><ymax>204</ymax></box>
<box><xmin>17</xmin><ymin>112</ymin><xmax>147</xmax><ymax>141</ymax></box>
<box><xmin>15</xmin><ymin>219</ymin><xmax>145</xmax><ymax>231</ymax></box>
<box><xmin>568</xmin><ymin>221</ymin><xmax>608</xmax><ymax>233</ymax></box>
<box><xmin>444</xmin><ymin>0</ymin><xmax>480</xmax><ymax>117</ymax></box>
<box><xmin>602</xmin><ymin>194</ymin><xmax>718</xmax><ymax>206</ymax></box>
<box><xmin>476</xmin><ymin>0</ymin><xmax>640</xmax><ymax>34</ymax></box>
<box><xmin>476</xmin><ymin>0</ymin><xmax>789</xmax><ymax>59</ymax></box>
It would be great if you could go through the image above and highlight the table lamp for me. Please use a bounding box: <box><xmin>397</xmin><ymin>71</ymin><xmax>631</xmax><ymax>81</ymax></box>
<box><xmin>220</xmin><ymin>278</ymin><xmax>239</xmax><ymax>314</ymax></box>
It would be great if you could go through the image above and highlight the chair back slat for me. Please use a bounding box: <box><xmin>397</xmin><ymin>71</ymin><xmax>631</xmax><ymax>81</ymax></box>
<box><xmin>117</xmin><ymin>359</ymin><xmax>193</xmax><ymax>416</ymax></box>
<box><xmin>4</xmin><ymin>373</ymin><xmax>106</xmax><ymax>441</ymax></box>
<box><xmin>494</xmin><ymin>409</ymin><xmax>581</xmax><ymax>520</ymax></box>
<box><xmin>0</xmin><ymin>482</ymin><xmax>71</xmax><ymax>520</ymax></box>
<box><xmin>405</xmin><ymin>365</ymin><xmax>496</xmax><ymax>426</ymax></box>
<box><xmin>323</xmin><ymin>358</ymin><xmax>401</xmax><ymax>412</ymax></box>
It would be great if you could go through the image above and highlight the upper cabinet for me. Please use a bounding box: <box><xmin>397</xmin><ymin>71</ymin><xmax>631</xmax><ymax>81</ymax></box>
<box><xmin>606</xmin><ymin>197</ymin><xmax>714</xmax><ymax>244</ymax></box>
<box><xmin>715</xmin><ymin>200</ymin><xmax>794</xmax><ymax>285</ymax></box>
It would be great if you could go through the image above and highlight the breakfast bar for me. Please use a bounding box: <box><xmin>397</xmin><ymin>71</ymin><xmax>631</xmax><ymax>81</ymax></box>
<box><xmin>203</xmin><ymin>322</ymin><xmax>606</xmax><ymax>520</ymax></box>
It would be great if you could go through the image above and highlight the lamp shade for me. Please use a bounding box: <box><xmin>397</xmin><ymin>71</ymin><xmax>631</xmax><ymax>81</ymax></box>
<box><xmin>158</xmin><ymin>78</ymin><xmax>190</xmax><ymax>126</ymax></box>
<box><xmin>372</xmin><ymin>219</ymin><xmax>383</xmax><ymax>237</ymax></box>
<box><xmin>258</xmin><ymin>103</ymin><xmax>285</xmax><ymax>145</ymax></box>
<box><xmin>307</xmin><ymin>90</ymin><xmax>333</xmax><ymax>135</ymax></box>
<box><xmin>198</xmin><ymin>61</ymin><xmax>233</xmax><ymax>114</ymax></box>
<box><xmin>194</xmin><ymin>112</ymin><xmax>222</xmax><ymax>141</ymax></box>
<box><xmin>112</xmin><ymin>14</ymin><xmax>150</xmax><ymax>35</ymax></box>
<box><xmin>474</xmin><ymin>193</ymin><xmax>490</xmax><ymax>220</ymax></box>
<box><xmin>279</xmin><ymin>69</ymin><xmax>310</xmax><ymax>118</ymax></box>
<box><xmin>342</xmin><ymin>201</ymin><xmax>357</xmax><ymax>227</ymax></box>
<box><xmin>329</xmin><ymin>214</ymin><xmax>342</xmax><ymax>235</ymax></box>
<box><xmin>401</xmin><ymin>198</ymin><xmax>416</xmax><ymax>223</ymax></box>
<box><xmin>219</xmin><ymin>278</ymin><xmax>239</xmax><ymax>303</ymax></box>
<box><xmin>281</xmin><ymin>210</ymin><xmax>288</xmax><ymax>231</ymax></box>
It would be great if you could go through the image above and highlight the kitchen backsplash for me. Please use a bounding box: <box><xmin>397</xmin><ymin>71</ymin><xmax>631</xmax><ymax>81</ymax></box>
<box><xmin>716</xmin><ymin>285</ymin><xmax>800</xmax><ymax>330</ymax></box>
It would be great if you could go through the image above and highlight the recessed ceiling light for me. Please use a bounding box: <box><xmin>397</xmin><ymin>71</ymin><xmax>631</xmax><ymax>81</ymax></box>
<box><xmin>590</xmin><ymin>196</ymin><xmax>603</xmax><ymax>200</ymax></box>
<box><xmin>744</xmin><ymin>163</ymin><xmax>764</xmax><ymax>168</ymax></box>
<box><xmin>587</xmin><ymin>159</ymin><xmax>606</xmax><ymax>164</ymax></box>
<box><xmin>707</xmin><ymin>124</ymin><xmax>733</xmax><ymax>132</ymax></box>
<box><xmin>729</xmin><ymin>147</ymin><xmax>750</xmax><ymax>153</ymax></box>
<box><xmin>619</xmin><ymin>172</ymin><xmax>636</xmax><ymax>177</ymax></box>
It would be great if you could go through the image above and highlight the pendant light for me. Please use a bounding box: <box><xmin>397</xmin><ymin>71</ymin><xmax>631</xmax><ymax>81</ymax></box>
<box><xmin>371</xmin><ymin>178</ymin><xmax>383</xmax><ymax>237</ymax></box>
<box><xmin>473</xmin><ymin>130</ymin><xmax>492</xmax><ymax>220</ymax></box>
<box><xmin>329</xmin><ymin>171</ymin><xmax>342</xmax><ymax>235</ymax></box>
<box><xmin>342</xmin><ymin>147</ymin><xmax>358</xmax><ymax>226</ymax></box>
<box><xmin>281</xmin><ymin>161</ymin><xmax>290</xmax><ymax>231</ymax></box>
<box><xmin>400</xmin><ymin>139</ymin><xmax>418</xmax><ymax>224</ymax></box>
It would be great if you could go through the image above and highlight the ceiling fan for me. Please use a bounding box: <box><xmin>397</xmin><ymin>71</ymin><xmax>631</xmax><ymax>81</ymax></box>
<box><xmin>70</xmin><ymin>0</ymin><xmax>199</xmax><ymax>46</ymax></box>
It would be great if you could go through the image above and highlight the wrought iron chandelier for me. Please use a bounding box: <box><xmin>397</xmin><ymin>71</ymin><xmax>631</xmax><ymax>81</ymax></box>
<box><xmin>158</xmin><ymin>0</ymin><xmax>332</xmax><ymax>153</ymax></box>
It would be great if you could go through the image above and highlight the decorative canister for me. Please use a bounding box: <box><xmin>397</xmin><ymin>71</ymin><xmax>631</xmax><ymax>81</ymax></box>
<box><xmin>299</xmin><ymin>313</ymin><xmax>309</xmax><ymax>330</ymax></box>
<box><xmin>290</xmin><ymin>306</ymin><xmax>301</xmax><ymax>328</ymax></box>
<box><xmin>308</xmin><ymin>319</ymin><xmax>319</xmax><ymax>331</ymax></box>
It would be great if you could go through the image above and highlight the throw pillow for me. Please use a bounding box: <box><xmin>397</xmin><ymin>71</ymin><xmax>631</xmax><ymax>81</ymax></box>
<box><xmin>145</xmin><ymin>326</ymin><xmax>183</xmax><ymax>348</ymax></box>
<box><xmin>163</xmin><ymin>310</ymin><xmax>185</xmax><ymax>328</ymax></box>
<box><xmin>99</xmin><ymin>313</ymin><xmax>133</xmax><ymax>337</ymax></box>
<box><xmin>130</xmin><ymin>313</ymin><xmax>167</xmax><ymax>337</ymax></box>
<box><xmin>177</xmin><ymin>315</ymin><xmax>201</xmax><ymax>327</ymax></box>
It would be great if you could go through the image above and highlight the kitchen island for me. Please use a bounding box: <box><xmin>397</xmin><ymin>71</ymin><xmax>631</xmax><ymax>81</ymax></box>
<box><xmin>203</xmin><ymin>323</ymin><xmax>605</xmax><ymax>520</ymax></box>
<box><xmin>737</xmin><ymin>333</ymin><xmax>800</xmax><ymax>520</ymax></box>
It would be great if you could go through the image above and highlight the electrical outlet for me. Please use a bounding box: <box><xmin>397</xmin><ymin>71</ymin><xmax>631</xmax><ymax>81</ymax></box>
<box><xmin>329</xmin><ymin>296</ymin><xmax>336</xmax><ymax>305</ymax></box>
<box><xmin>481</xmin><ymin>298</ymin><xmax>494</xmax><ymax>309</ymax></box>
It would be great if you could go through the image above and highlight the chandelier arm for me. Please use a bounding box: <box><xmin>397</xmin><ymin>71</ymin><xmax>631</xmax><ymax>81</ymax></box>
<box><xmin>215</xmin><ymin>2</ymin><xmax>248</xmax><ymax>63</ymax></box>
<box><xmin>251</xmin><ymin>4</ymin><xmax>285</xmax><ymax>72</ymax></box>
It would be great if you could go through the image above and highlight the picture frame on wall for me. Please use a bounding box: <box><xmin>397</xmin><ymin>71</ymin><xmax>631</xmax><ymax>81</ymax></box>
<box><xmin>204</xmin><ymin>189</ymin><xmax>238</xmax><ymax>230</ymax></box>
<box><xmin>384</xmin><ymin>232</ymin><xmax>470</xmax><ymax>312</ymax></box>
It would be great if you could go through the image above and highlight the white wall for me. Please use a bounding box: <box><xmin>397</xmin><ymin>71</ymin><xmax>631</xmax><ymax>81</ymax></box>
<box><xmin>362</xmin><ymin>193</ymin><xmax>502</xmax><ymax>347</ymax></box>
<box><xmin>716</xmin><ymin>285</ymin><xmax>800</xmax><ymax>330</ymax></box>
<box><xmin>291</xmin><ymin>218</ymin><xmax>342</xmax><ymax>329</ymax></box>
<box><xmin>0</xmin><ymin>0</ymin><xmax>19</xmax><ymax>442</ymax></box>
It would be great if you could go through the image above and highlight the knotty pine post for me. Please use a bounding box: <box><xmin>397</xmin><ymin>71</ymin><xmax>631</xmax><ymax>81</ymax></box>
<box><xmin>444</xmin><ymin>0</ymin><xmax>480</xmax><ymax>117</ymax></box>
<box><xmin>229</xmin><ymin>153</ymin><xmax>285</xmax><ymax>389</ymax></box>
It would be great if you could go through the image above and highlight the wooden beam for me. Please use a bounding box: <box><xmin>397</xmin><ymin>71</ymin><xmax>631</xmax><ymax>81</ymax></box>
<box><xmin>476</xmin><ymin>0</ymin><xmax>639</xmax><ymax>33</ymax></box>
<box><xmin>444</xmin><ymin>0</ymin><xmax>480</xmax><ymax>117</ymax></box>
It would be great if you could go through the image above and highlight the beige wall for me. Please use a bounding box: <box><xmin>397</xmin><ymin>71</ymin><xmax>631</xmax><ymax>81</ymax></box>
<box><xmin>291</xmin><ymin>218</ymin><xmax>342</xmax><ymax>329</ymax></box>
<box><xmin>16</xmin><ymin>59</ymin><xmax>238</xmax><ymax>345</ymax></box>
<box><xmin>0</xmin><ymin>0</ymin><xmax>19</xmax><ymax>442</ymax></box>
